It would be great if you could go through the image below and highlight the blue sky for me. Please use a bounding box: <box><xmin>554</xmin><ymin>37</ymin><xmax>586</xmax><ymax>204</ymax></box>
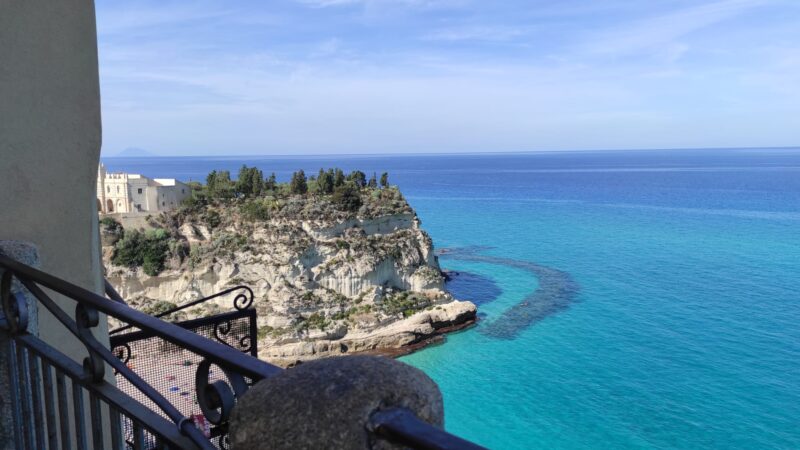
<box><xmin>96</xmin><ymin>0</ymin><xmax>800</xmax><ymax>156</ymax></box>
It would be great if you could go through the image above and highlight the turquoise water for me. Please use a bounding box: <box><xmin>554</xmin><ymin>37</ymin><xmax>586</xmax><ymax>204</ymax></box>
<box><xmin>105</xmin><ymin>149</ymin><xmax>800</xmax><ymax>449</ymax></box>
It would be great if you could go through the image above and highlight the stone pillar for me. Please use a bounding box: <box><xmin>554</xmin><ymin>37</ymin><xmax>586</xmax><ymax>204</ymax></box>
<box><xmin>229</xmin><ymin>355</ymin><xmax>444</xmax><ymax>449</ymax></box>
<box><xmin>0</xmin><ymin>241</ymin><xmax>40</xmax><ymax>449</ymax></box>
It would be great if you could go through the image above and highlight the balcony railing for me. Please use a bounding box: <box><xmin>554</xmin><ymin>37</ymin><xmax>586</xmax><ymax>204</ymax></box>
<box><xmin>0</xmin><ymin>253</ymin><xmax>485</xmax><ymax>450</ymax></box>
<box><xmin>109</xmin><ymin>286</ymin><xmax>258</xmax><ymax>448</ymax></box>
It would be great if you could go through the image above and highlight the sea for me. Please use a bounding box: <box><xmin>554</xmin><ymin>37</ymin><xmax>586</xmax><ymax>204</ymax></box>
<box><xmin>102</xmin><ymin>148</ymin><xmax>800</xmax><ymax>449</ymax></box>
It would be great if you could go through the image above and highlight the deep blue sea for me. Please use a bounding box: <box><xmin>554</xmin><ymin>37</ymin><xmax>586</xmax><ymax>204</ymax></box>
<box><xmin>103</xmin><ymin>149</ymin><xmax>800</xmax><ymax>449</ymax></box>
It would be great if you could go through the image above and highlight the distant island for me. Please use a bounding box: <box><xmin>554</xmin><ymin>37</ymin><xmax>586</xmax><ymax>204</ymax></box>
<box><xmin>100</xmin><ymin>166</ymin><xmax>477</xmax><ymax>366</ymax></box>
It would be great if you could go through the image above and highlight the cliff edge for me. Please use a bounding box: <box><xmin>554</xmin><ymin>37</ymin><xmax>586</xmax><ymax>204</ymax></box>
<box><xmin>101</xmin><ymin>172</ymin><xmax>476</xmax><ymax>366</ymax></box>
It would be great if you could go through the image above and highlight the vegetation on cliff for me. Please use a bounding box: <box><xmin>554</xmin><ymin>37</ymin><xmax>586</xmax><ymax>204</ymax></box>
<box><xmin>101</xmin><ymin>166</ymin><xmax>476</xmax><ymax>365</ymax></box>
<box><xmin>104</xmin><ymin>167</ymin><xmax>406</xmax><ymax>276</ymax></box>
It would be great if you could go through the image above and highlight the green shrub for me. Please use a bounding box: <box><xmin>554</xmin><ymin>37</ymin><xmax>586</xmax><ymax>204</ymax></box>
<box><xmin>203</xmin><ymin>210</ymin><xmax>221</xmax><ymax>228</ymax></box>
<box><xmin>240</xmin><ymin>200</ymin><xmax>271</xmax><ymax>221</ymax></box>
<box><xmin>305</xmin><ymin>313</ymin><xmax>329</xmax><ymax>330</ymax></box>
<box><xmin>142</xmin><ymin>300</ymin><xmax>177</xmax><ymax>316</ymax></box>
<box><xmin>332</xmin><ymin>183</ymin><xmax>362</xmax><ymax>212</ymax></box>
<box><xmin>111</xmin><ymin>228</ymin><xmax>171</xmax><ymax>276</ymax></box>
<box><xmin>99</xmin><ymin>217</ymin><xmax>122</xmax><ymax>231</ymax></box>
<box><xmin>179</xmin><ymin>193</ymin><xmax>207</xmax><ymax>215</ymax></box>
<box><xmin>211</xmin><ymin>232</ymin><xmax>248</xmax><ymax>252</ymax></box>
<box><xmin>188</xmin><ymin>244</ymin><xmax>203</xmax><ymax>268</ymax></box>
<box><xmin>381</xmin><ymin>291</ymin><xmax>430</xmax><ymax>318</ymax></box>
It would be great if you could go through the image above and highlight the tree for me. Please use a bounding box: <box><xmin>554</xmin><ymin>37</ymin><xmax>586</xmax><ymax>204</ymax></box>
<box><xmin>265</xmin><ymin>172</ymin><xmax>277</xmax><ymax>191</ymax></box>
<box><xmin>236</xmin><ymin>165</ymin><xmax>264</xmax><ymax>197</ymax></box>
<box><xmin>290</xmin><ymin>170</ymin><xmax>308</xmax><ymax>195</ymax></box>
<box><xmin>368</xmin><ymin>172</ymin><xmax>377</xmax><ymax>188</ymax></box>
<box><xmin>380</xmin><ymin>172</ymin><xmax>389</xmax><ymax>188</ymax></box>
<box><xmin>206</xmin><ymin>170</ymin><xmax>218</xmax><ymax>192</ymax></box>
<box><xmin>332</xmin><ymin>183</ymin><xmax>362</xmax><ymax>212</ymax></box>
<box><xmin>333</xmin><ymin>169</ymin><xmax>345</xmax><ymax>187</ymax></box>
<box><xmin>327</xmin><ymin>168</ymin><xmax>336</xmax><ymax>189</ymax></box>
<box><xmin>207</xmin><ymin>170</ymin><xmax>234</xmax><ymax>198</ymax></box>
<box><xmin>317</xmin><ymin>168</ymin><xmax>334</xmax><ymax>194</ymax></box>
<box><xmin>348</xmin><ymin>170</ymin><xmax>366</xmax><ymax>188</ymax></box>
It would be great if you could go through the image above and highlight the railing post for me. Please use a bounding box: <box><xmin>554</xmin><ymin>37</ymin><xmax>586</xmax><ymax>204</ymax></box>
<box><xmin>0</xmin><ymin>241</ymin><xmax>40</xmax><ymax>447</ymax></box>
<box><xmin>228</xmin><ymin>355</ymin><xmax>444</xmax><ymax>449</ymax></box>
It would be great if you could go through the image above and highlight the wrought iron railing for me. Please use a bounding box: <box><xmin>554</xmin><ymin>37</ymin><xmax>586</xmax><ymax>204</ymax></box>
<box><xmin>0</xmin><ymin>254</ymin><xmax>485</xmax><ymax>450</ymax></box>
<box><xmin>108</xmin><ymin>285</ymin><xmax>255</xmax><ymax>336</ymax></box>
<box><xmin>109</xmin><ymin>287</ymin><xmax>258</xmax><ymax>448</ymax></box>
<box><xmin>104</xmin><ymin>278</ymin><xmax>127</xmax><ymax>305</ymax></box>
<box><xmin>1</xmin><ymin>254</ymin><xmax>279</xmax><ymax>449</ymax></box>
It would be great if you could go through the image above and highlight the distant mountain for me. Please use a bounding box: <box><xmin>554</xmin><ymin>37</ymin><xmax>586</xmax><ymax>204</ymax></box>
<box><xmin>113</xmin><ymin>147</ymin><xmax>158</xmax><ymax>157</ymax></box>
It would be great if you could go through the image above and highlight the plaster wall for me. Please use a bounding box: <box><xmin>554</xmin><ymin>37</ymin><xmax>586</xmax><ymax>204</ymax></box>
<box><xmin>0</xmin><ymin>0</ymin><xmax>108</xmax><ymax>367</ymax></box>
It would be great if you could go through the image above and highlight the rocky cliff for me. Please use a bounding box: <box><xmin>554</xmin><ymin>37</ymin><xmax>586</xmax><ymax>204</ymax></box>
<box><xmin>102</xmin><ymin>186</ymin><xmax>476</xmax><ymax>366</ymax></box>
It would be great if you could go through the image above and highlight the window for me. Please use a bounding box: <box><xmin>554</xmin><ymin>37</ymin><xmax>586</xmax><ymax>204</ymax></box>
<box><xmin>116</xmin><ymin>186</ymin><xmax>120</xmax><ymax>193</ymax></box>
<box><xmin>106</xmin><ymin>186</ymin><xmax>110</xmax><ymax>193</ymax></box>
<box><xmin>137</xmin><ymin>188</ymin><xmax>143</xmax><ymax>194</ymax></box>
<box><xmin>181</xmin><ymin>189</ymin><xmax>185</xmax><ymax>194</ymax></box>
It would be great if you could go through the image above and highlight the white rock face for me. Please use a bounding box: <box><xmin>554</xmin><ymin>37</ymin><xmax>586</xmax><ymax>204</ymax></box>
<box><xmin>104</xmin><ymin>205</ymin><xmax>476</xmax><ymax>366</ymax></box>
<box><xmin>261</xmin><ymin>300</ymin><xmax>477</xmax><ymax>366</ymax></box>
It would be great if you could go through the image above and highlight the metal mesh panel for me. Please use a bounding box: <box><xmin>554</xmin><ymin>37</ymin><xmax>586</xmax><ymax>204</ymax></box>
<box><xmin>111</xmin><ymin>309</ymin><xmax>257</xmax><ymax>449</ymax></box>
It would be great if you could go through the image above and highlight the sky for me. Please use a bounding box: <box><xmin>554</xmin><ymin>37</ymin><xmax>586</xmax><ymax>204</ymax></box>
<box><xmin>96</xmin><ymin>0</ymin><xmax>800</xmax><ymax>156</ymax></box>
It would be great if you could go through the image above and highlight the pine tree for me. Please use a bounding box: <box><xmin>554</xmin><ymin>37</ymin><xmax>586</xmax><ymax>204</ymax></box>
<box><xmin>317</xmin><ymin>168</ymin><xmax>334</xmax><ymax>194</ymax></box>
<box><xmin>206</xmin><ymin>170</ymin><xmax>218</xmax><ymax>193</ymax></box>
<box><xmin>236</xmin><ymin>166</ymin><xmax>264</xmax><ymax>197</ymax></box>
<box><xmin>348</xmin><ymin>170</ymin><xmax>367</xmax><ymax>188</ymax></box>
<box><xmin>290</xmin><ymin>170</ymin><xmax>308</xmax><ymax>195</ymax></box>
<box><xmin>380</xmin><ymin>172</ymin><xmax>389</xmax><ymax>188</ymax></box>
<box><xmin>368</xmin><ymin>172</ymin><xmax>377</xmax><ymax>188</ymax></box>
<box><xmin>214</xmin><ymin>170</ymin><xmax>234</xmax><ymax>198</ymax></box>
<box><xmin>265</xmin><ymin>172</ymin><xmax>277</xmax><ymax>191</ymax></box>
<box><xmin>334</xmin><ymin>169</ymin><xmax>345</xmax><ymax>187</ymax></box>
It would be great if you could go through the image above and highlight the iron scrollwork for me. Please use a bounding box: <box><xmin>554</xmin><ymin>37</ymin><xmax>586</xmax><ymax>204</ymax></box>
<box><xmin>0</xmin><ymin>270</ymin><xmax>28</xmax><ymax>334</ymax></box>
<box><xmin>110</xmin><ymin>285</ymin><xmax>255</xmax><ymax>336</ymax></box>
<box><xmin>232</xmin><ymin>289</ymin><xmax>253</xmax><ymax>311</ymax></box>
<box><xmin>114</xmin><ymin>342</ymin><xmax>133</xmax><ymax>367</ymax></box>
<box><xmin>212</xmin><ymin>319</ymin><xmax>253</xmax><ymax>353</ymax></box>
<box><xmin>76</xmin><ymin>304</ymin><xmax>105</xmax><ymax>382</ymax></box>
<box><xmin>195</xmin><ymin>359</ymin><xmax>250</xmax><ymax>447</ymax></box>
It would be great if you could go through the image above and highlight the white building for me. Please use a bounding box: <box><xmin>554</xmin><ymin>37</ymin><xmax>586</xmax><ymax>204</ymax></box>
<box><xmin>97</xmin><ymin>163</ymin><xmax>191</xmax><ymax>214</ymax></box>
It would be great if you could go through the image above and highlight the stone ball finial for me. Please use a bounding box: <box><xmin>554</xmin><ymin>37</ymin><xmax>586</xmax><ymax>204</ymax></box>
<box><xmin>229</xmin><ymin>355</ymin><xmax>444</xmax><ymax>449</ymax></box>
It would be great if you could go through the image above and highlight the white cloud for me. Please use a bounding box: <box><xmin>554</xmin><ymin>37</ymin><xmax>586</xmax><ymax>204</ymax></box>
<box><xmin>583</xmin><ymin>0</ymin><xmax>768</xmax><ymax>57</ymax></box>
<box><xmin>95</xmin><ymin>0</ymin><xmax>800</xmax><ymax>154</ymax></box>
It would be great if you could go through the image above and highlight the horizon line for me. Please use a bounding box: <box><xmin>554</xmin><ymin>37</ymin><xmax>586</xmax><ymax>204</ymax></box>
<box><xmin>101</xmin><ymin>145</ymin><xmax>800</xmax><ymax>159</ymax></box>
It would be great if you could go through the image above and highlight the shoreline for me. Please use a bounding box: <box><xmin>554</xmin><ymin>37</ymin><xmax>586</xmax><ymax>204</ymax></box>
<box><xmin>357</xmin><ymin>316</ymin><xmax>478</xmax><ymax>359</ymax></box>
<box><xmin>276</xmin><ymin>305</ymin><xmax>478</xmax><ymax>367</ymax></box>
